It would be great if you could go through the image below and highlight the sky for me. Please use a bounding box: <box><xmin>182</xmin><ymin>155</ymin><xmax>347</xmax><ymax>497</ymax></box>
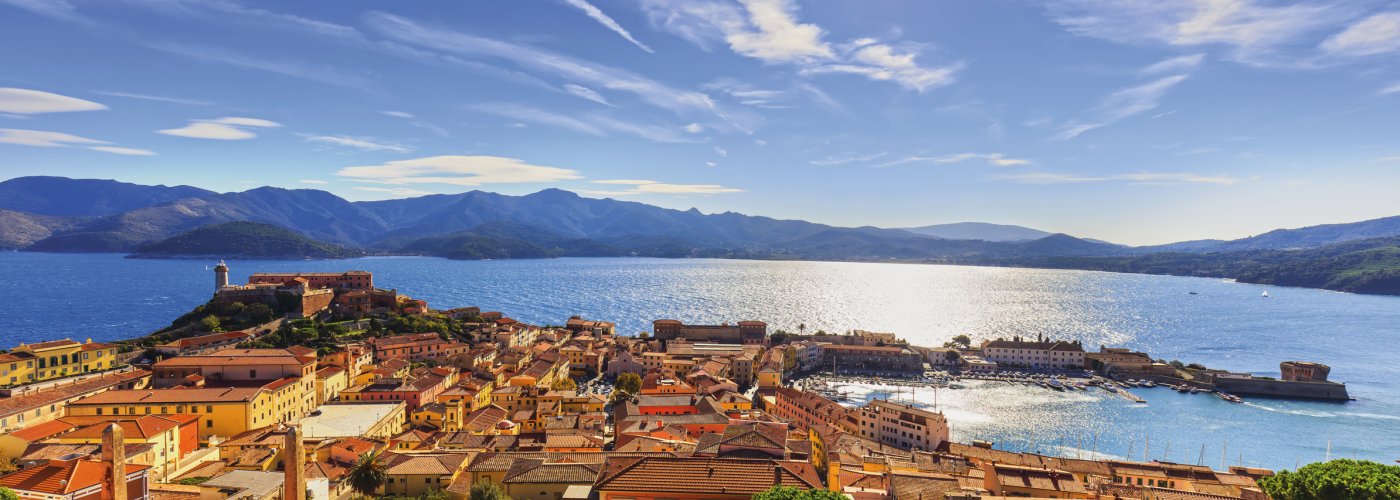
<box><xmin>3</xmin><ymin>0</ymin><xmax>1400</xmax><ymax>245</ymax></box>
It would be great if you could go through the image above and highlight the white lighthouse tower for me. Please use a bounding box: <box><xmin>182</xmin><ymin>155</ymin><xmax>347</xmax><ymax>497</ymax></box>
<box><xmin>214</xmin><ymin>259</ymin><xmax>229</xmax><ymax>290</ymax></box>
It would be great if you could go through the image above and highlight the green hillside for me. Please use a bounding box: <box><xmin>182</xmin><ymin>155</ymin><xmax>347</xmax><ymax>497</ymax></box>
<box><xmin>129</xmin><ymin>221</ymin><xmax>364</xmax><ymax>260</ymax></box>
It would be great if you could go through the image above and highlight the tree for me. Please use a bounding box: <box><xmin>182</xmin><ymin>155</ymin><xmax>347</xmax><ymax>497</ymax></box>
<box><xmin>469</xmin><ymin>481</ymin><xmax>511</xmax><ymax>500</ymax></box>
<box><xmin>244</xmin><ymin>303</ymin><xmax>275</xmax><ymax>323</ymax></box>
<box><xmin>346</xmin><ymin>449</ymin><xmax>388</xmax><ymax>497</ymax></box>
<box><xmin>199</xmin><ymin>314</ymin><xmax>221</xmax><ymax>332</ymax></box>
<box><xmin>551</xmin><ymin>377</ymin><xmax>578</xmax><ymax>391</ymax></box>
<box><xmin>751</xmin><ymin>486</ymin><xmax>846</xmax><ymax>500</ymax></box>
<box><xmin>944</xmin><ymin>349</ymin><xmax>961</xmax><ymax>363</ymax></box>
<box><xmin>1258</xmin><ymin>459</ymin><xmax>1400</xmax><ymax>500</ymax></box>
<box><xmin>0</xmin><ymin>486</ymin><xmax>18</xmax><ymax>500</ymax></box>
<box><xmin>615</xmin><ymin>372</ymin><xmax>642</xmax><ymax>395</ymax></box>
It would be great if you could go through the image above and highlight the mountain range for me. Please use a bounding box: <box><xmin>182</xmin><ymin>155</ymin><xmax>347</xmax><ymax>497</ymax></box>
<box><xmin>2</xmin><ymin>176</ymin><xmax>1399</xmax><ymax>295</ymax></box>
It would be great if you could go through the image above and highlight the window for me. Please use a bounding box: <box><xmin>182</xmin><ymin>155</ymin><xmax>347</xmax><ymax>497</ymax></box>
<box><xmin>207</xmin><ymin>420</ymin><xmax>213</xmax><ymax>428</ymax></box>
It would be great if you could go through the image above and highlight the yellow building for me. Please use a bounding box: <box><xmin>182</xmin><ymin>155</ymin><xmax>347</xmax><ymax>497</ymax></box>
<box><xmin>65</xmin><ymin>375</ymin><xmax>314</xmax><ymax>441</ymax></box>
<box><xmin>4</xmin><ymin>338</ymin><xmax>120</xmax><ymax>385</ymax></box>
<box><xmin>380</xmin><ymin>452</ymin><xmax>471</xmax><ymax>497</ymax></box>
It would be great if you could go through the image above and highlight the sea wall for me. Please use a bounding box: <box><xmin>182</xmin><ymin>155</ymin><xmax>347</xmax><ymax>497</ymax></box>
<box><xmin>1213</xmin><ymin>378</ymin><xmax>1350</xmax><ymax>401</ymax></box>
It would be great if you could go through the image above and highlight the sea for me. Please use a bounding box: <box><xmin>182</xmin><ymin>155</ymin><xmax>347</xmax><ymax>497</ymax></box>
<box><xmin>1</xmin><ymin>252</ymin><xmax>1397</xmax><ymax>470</ymax></box>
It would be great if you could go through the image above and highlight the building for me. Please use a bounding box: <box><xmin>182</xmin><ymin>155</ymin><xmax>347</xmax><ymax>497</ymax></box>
<box><xmin>592</xmin><ymin>456</ymin><xmax>824</xmax><ymax>500</ymax></box>
<box><xmin>65</xmin><ymin>373</ymin><xmax>315</xmax><ymax>441</ymax></box>
<box><xmin>246</xmin><ymin>270</ymin><xmax>373</xmax><ymax>290</ymax></box>
<box><xmin>379</xmin><ymin>452</ymin><xmax>471</xmax><ymax>497</ymax></box>
<box><xmin>565</xmin><ymin>315</ymin><xmax>616</xmax><ymax>336</ymax></box>
<box><xmin>652</xmin><ymin>319</ymin><xmax>768</xmax><ymax>345</ymax></box>
<box><xmin>770</xmin><ymin>388</ymin><xmax>851</xmax><ymax>431</ymax></box>
<box><xmin>3</xmin><ymin>339</ymin><xmax>120</xmax><ymax>385</ymax></box>
<box><xmin>366</xmin><ymin>333</ymin><xmax>470</xmax><ymax>363</ymax></box>
<box><xmin>153</xmin><ymin>331</ymin><xmax>256</xmax><ymax>357</ymax></box>
<box><xmin>1280</xmin><ymin>361</ymin><xmax>1331</xmax><ymax>382</ymax></box>
<box><xmin>1086</xmin><ymin>347</ymin><xmax>1176</xmax><ymax>378</ymax></box>
<box><xmin>0</xmin><ymin>369</ymin><xmax>150</xmax><ymax>434</ymax></box>
<box><xmin>0</xmin><ymin>424</ymin><xmax>151</xmax><ymax>500</ymax></box>
<box><xmin>12</xmin><ymin>414</ymin><xmax>200</xmax><ymax>481</ymax></box>
<box><xmin>214</xmin><ymin>259</ymin><xmax>229</xmax><ymax>289</ymax></box>
<box><xmin>848</xmin><ymin>400</ymin><xmax>950</xmax><ymax>451</ymax></box>
<box><xmin>822</xmin><ymin>344</ymin><xmax>925</xmax><ymax>372</ymax></box>
<box><xmin>980</xmin><ymin>338</ymin><xmax>1087</xmax><ymax>371</ymax></box>
<box><xmin>298</xmin><ymin>402</ymin><xmax>407</xmax><ymax>440</ymax></box>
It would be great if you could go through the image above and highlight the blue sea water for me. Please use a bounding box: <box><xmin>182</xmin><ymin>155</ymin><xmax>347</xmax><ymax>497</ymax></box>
<box><xmin>1</xmin><ymin>252</ymin><xmax>1397</xmax><ymax>470</ymax></box>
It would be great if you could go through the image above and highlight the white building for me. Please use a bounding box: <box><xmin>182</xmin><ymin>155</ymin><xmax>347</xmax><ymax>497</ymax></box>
<box><xmin>979</xmin><ymin>339</ymin><xmax>1085</xmax><ymax>371</ymax></box>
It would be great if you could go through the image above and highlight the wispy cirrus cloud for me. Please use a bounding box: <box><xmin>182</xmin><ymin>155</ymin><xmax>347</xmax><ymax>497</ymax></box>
<box><xmin>998</xmin><ymin>171</ymin><xmax>1240</xmax><ymax>185</ymax></box>
<box><xmin>159</xmin><ymin>117</ymin><xmax>282</xmax><ymax>140</ymax></box>
<box><xmin>299</xmin><ymin>134</ymin><xmax>413</xmax><ymax>153</ymax></box>
<box><xmin>469</xmin><ymin>102</ymin><xmax>704</xmax><ymax>143</ymax></box>
<box><xmin>561</xmin><ymin>0</ymin><xmax>654</xmax><ymax>53</ymax></box>
<box><xmin>1378</xmin><ymin>81</ymin><xmax>1400</xmax><ymax>95</ymax></box>
<box><xmin>299</xmin><ymin>179</ymin><xmax>329</xmax><ymax>185</ymax></box>
<box><xmin>0</xmin><ymin>88</ymin><xmax>106</xmax><ymax>114</ymax></box>
<box><xmin>809</xmin><ymin>152</ymin><xmax>888</xmax><ymax>166</ymax></box>
<box><xmin>564</xmin><ymin>84</ymin><xmax>611</xmax><ymax>106</ymax></box>
<box><xmin>380</xmin><ymin>110</ymin><xmax>450</xmax><ymax>138</ymax></box>
<box><xmin>1046</xmin><ymin>0</ymin><xmax>1349</xmax><ymax>66</ymax></box>
<box><xmin>145</xmin><ymin>42</ymin><xmax>380</xmax><ymax>93</ymax></box>
<box><xmin>94</xmin><ymin>90</ymin><xmax>213</xmax><ymax>106</ymax></box>
<box><xmin>876</xmin><ymin>153</ymin><xmax>1032</xmax><ymax>168</ymax></box>
<box><xmin>1320</xmin><ymin>12</ymin><xmax>1400</xmax><ymax>57</ymax></box>
<box><xmin>0</xmin><ymin>128</ymin><xmax>155</xmax><ymax>155</ymax></box>
<box><xmin>337</xmin><ymin>155</ymin><xmax>582</xmax><ymax>187</ymax></box>
<box><xmin>364</xmin><ymin>12</ymin><xmax>755</xmax><ymax>133</ymax></box>
<box><xmin>589</xmin><ymin>179</ymin><xmax>743</xmax><ymax>195</ymax></box>
<box><xmin>642</xmin><ymin>0</ymin><xmax>959</xmax><ymax>92</ymax></box>
<box><xmin>1053</xmin><ymin>70</ymin><xmax>1191</xmax><ymax>140</ymax></box>
<box><xmin>1140</xmin><ymin>53</ymin><xmax>1205</xmax><ymax>75</ymax></box>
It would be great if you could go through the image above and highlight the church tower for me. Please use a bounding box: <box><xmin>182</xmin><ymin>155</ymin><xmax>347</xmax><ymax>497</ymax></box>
<box><xmin>214</xmin><ymin>259</ymin><xmax>229</xmax><ymax>290</ymax></box>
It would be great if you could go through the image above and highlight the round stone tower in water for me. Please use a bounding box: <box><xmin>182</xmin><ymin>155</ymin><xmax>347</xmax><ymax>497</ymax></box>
<box><xmin>214</xmin><ymin>259</ymin><xmax>229</xmax><ymax>290</ymax></box>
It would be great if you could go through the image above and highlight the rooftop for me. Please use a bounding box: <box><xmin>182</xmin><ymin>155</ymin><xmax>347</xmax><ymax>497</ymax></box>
<box><xmin>300</xmin><ymin>403</ymin><xmax>405</xmax><ymax>438</ymax></box>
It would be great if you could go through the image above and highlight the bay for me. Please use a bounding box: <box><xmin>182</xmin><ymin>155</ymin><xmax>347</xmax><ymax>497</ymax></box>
<box><xmin>1</xmin><ymin>252</ymin><xmax>1396</xmax><ymax>470</ymax></box>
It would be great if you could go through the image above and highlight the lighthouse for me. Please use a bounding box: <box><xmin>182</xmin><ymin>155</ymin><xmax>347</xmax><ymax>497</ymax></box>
<box><xmin>214</xmin><ymin>259</ymin><xmax>229</xmax><ymax>290</ymax></box>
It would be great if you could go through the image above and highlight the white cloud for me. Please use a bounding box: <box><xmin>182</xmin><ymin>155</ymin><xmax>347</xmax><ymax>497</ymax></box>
<box><xmin>643</xmin><ymin>0</ymin><xmax>959</xmax><ymax>91</ymax></box>
<box><xmin>562</xmin><ymin>0</ymin><xmax>654</xmax><ymax>53</ymax></box>
<box><xmin>998</xmin><ymin>171</ymin><xmax>1240</xmax><ymax>185</ymax></box>
<box><xmin>382</xmin><ymin>111</ymin><xmax>414</xmax><ymax>118</ymax></box>
<box><xmin>381</xmin><ymin>110</ymin><xmax>450</xmax><ymax>137</ymax></box>
<box><xmin>87</xmin><ymin>146</ymin><xmax>157</xmax><ymax>156</ymax></box>
<box><xmin>592</xmin><ymin>179</ymin><xmax>742</xmax><ymax>195</ymax></box>
<box><xmin>1046</xmin><ymin>0</ymin><xmax>1347</xmax><ymax>66</ymax></box>
<box><xmin>683</xmin><ymin>123</ymin><xmax>705</xmax><ymax>133</ymax></box>
<box><xmin>809</xmin><ymin>152</ymin><xmax>888</xmax><ymax>166</ymax></box>
<box><xmin>0</xmin><ymin>0</ymin><xmax>91</xmax><ymax>24</ymax></box>
<box><xmin>470</xmin><ymin>102</ymin><xmax>704</xmax><ymax>143</ymax></box>
<box><xmin>1053</xmin><ymin>74</ymin><xmax>1189</xmax><ymax>140</ymax></box>
<box><xmin>1140</xmin><ymin>53</ymin><xmax>1205</xmax><ymax>75</ymax></box>
<box><xmin>158</xmin><ymin>117</ymin><xmax>282</xmax><ymax>140</ymax></box>
<box><xmin>1379</xmin><ymin>81</ymin><xmax>1400</xmax><ymax>95</ymax></box>
<box><xmin>563</xmin><ymin>84</ymin><xmax>611</xmax><ymax>106</ymax></box>
<box><xmin>338</xmin><ymin>155</ymin><xmax>582</xmax><ymax>187</ymax></box>
<box><xmin>0</xmin><ymin>88</ymin><xmax>106</xmax><ymax>114</ymax></box>
<box><xmin>1321</xmin><ymin>12</ymin><xmax>1400</xmax><ymax>57</ymax></box>
<box><xmin>299</xmin><ymin>134</ymin><xmax>413</xmax><ymax>153</ymax></box>
<box><xmin>876</xmin><ymin>153</ymin><xmax>1031</xmax><ymax>168</ymax></box>
<box><xmin>714</xmin><ymin>146</ymin><xmax>728</xmax><ymax>157</ymax></box>
<box><xmin>94</xmin><ymin>91</ymin><xmax>213</xmax><ymax>106</ymax></box>
<box><xmin>0</xmin><ymin>128</ymin><xmax>154</xmax><ymax>155</ymax></box>
<box><xmin>300</xmin><ymin>179</ymin><xmax>330</xmax><ymax>184</ymax></box>
<box><xmin>706</xmin><ymin>161</ymin><xmax>718</xmax><ymax>167</ymax></box>
<box><xmin>0</xmin><ymin>128</ymin><xmax>107</xmax><ymax>147</ymax></box>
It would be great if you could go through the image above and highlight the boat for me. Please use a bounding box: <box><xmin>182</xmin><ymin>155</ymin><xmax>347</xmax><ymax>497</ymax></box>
<box><xmin>1143</xmin><ymin>380</ymin><xmax>1156</xmax><ymax>388</ymax></box>
<box><xmin>1047</xmin><ymin>379</ymin><xmax>1064</xmax><ymax>391</ymax></box>
<box><xmin>1189</xmin><ymin>387</ymin><xmax>1200</xmax><ymax>394</ymax></box>
<box><xmin>1188</xmin><ymin>291</ymin><xmax>1199</xmax><ymax>295</ymax></box>
<box><xmin>1262</xmin><ymin>291</ymin><xmax>1270</xmax><ymax>297</ymax></box>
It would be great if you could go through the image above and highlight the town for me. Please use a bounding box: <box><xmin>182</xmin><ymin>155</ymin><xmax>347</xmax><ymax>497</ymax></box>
<box><xmin>0</xmin><ymin>266</ymin><xmax>1341</xmax><ymax>499</ymax></box>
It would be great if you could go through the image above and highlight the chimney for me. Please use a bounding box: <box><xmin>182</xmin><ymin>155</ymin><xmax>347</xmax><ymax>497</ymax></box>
<box><xmin>283</xmin><ymin>425</ymin><xmax>306</xmax><ymax>500</ymax></box>
<box><xmin>103</xmin><ymin>423</ymin><xmax>127</xmax><ymax>500</ymax></box>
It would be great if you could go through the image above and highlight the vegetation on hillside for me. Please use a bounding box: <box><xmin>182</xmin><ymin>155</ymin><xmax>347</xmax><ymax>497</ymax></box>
<box><xmin>1258</xmin><ymin>459</ymin><xmax>1400</xmax><ymax>500</ymax></box>
<box><xmin>129</xmin><ymin>221</ymin><xmax>363</xmax><ymax>259</ymax></box>
<box><xmin>751</xmin><ymin>486</ymin><xmax>847</xmax><ymax>499</ymax></box>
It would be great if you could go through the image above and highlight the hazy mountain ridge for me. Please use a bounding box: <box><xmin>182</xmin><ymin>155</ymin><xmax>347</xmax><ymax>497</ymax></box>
<box><xmin>900</xmin><ymin>222</ymin><xmax>1055</xmax><ymax>242</ymax></box>
<box><xmin>3</xmin><ymin>176</ymin><xmax>1400</xmax><ymax>295</ymax></box>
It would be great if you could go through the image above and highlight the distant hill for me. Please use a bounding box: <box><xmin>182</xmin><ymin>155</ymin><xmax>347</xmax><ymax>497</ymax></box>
<box><xmin>900</xmin><ymin>222</ymin><xmax>1055</xmax><ymax>242</ymax></box>
<box><xmin>0</xmin><ymin>176</ymin><xmax>214</xmax><ymax>217</ymax></box>
<box><xmin>1140</xmin><ymin>216</ymin><xmax>1400</xmax><ymax>253</ymax></box>
<box><xmin>128</xmin><ymin>221</ymin><xmax>363</xmax><ymax>259</ymax></box>
<box><xmin>0</xmin><ymin>209</ymin><xmax>88</xmax><ymax>249</ymax></box>
<box><xmin>1016</xmin><ymin>236</ymin><xmax>1400</xmax><ymax>295</ymax></box>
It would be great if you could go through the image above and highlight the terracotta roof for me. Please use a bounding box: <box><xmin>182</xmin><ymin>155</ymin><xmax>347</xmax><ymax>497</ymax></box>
<box><xmin>5</xmin><ymin>419</ymin><xmax>78</xmax><ymax>441</ymax></box>
<box><xmin>79</xmin><ymin>342</ymin><xmax>116</xmax><ymax>352</ymax></box>
<box><xmin>158</xmin><ymin>331</ymin><xmax>253</xmax><ymax>349</ymax></box>
<box><xmin>73</xmin><ymin>386</ymin><xmax>263</xmax><ymax>405</ymax></box>
<box><xmin>891</xmin><ymin>471</ymin><xmax>963</xmax><ymax>499</ymax></box>
<box><xmin>545</xmin><ymin>434</ymin><xmax>604</xmax><ymax>449</ymax></box>
<box><xmin>0</xmin><ymin>458</ymin><xmax>150</xmax><ymax>495</ymax></box>
<box><xmin>153</xmin><ymin>347</ymin><xmax>314</xmax><ymax>367</ymax></box>
<box><xmin>595</xmin><ymin>457</ymin><xmax>822</xmax><ymax>496</ymax></box>
<box><xmin>504</xmin><ymin>459</ymin><xmax>602</xmax><ymax>484</ymax></box>
<box><xmin>384</xmin><ymin>452</ymin><xmax>469</xmax><ymax>475</ymax></box>
<box><xmin>20</xmin><ymin>442</ymin><xmax>152</xmax><ymax>462</ymax></box>
<box><xmin>57</xmin><ymin>414</ymin><xmax>195</xmax><ymax>440</ymax></box>
<box><xmin>0</xmin><ymin>369</ymin><xmax>151</xmax><ymax>417</ymax></box>
<box><xmin>20</xmin><ymin>339</ymin><xmax>81</xmax><ymax>351</ymax></box>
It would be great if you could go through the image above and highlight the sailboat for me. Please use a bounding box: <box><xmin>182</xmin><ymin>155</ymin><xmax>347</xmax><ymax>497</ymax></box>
<box><xmin>1261</xmin><ymin>291</ymin><xmax>1270</xmax><ymax>298</ymax></box>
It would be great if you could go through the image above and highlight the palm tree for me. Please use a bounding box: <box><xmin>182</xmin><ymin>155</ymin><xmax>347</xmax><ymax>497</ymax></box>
<box><xmin>346</xmin><ymin>448</ymin><xmax>388</xmax><ymax>497</ymax></box>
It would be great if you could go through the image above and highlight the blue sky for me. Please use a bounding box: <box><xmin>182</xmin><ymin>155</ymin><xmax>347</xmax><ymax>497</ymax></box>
<box><xmin>3</xmin><ymin>0</ymin><xmax>1400</xmax><ymax>245</ymax></box>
